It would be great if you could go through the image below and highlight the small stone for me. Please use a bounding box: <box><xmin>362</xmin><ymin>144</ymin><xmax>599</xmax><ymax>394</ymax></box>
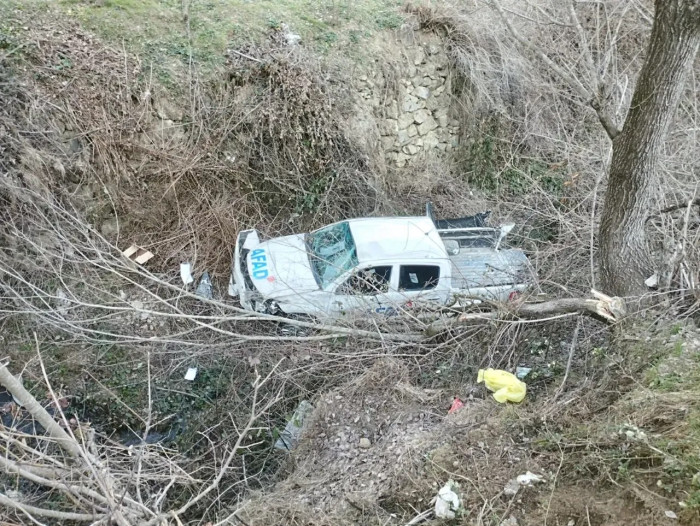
<box><xmin>396</xmin><ymin>153</ymin><xmax>410</xmax><ymax>167</ymax></box>
<box><xmin>423</xmin><ymin>132</ymin><xmax>440</xmax><ymax>149</ymax></box>
<box><xmin>418</xmin><ymin>116</ymin><xmax>438</xmax><ymax>135</ymax></box>
<box><xmin>402</xmin><ymin>95</ymin><xmax>422</xmax><ymax>112</ymax></box>
<box><xmin>426</xmin><ymin>97</ymin><xmax>441</xmax><ymax>111</ymax></box>
<box><xmin>398</xmin><ymin>113</ymin><xmax>414</xmax><ymax>130</ymax></box>
<box><xmin>381</xmin><ymin>136</ymin><xmax>396</xmax><ymax>151</ymax></box>
<box><xmin>413</xmin><ymin>109</ymin><xmax>432</xmax><ymax>124</ymax></box>
<box><xmin>437</xmin><ymin>142</ymin><xmax>448</xmax><ymax>152</ymax></box>
<box><xmin>407</xmin><ymin>124</ymin><xmax>418</xmax><ymax>137</ymax></box>
<box><xmin>397</xmin><ymin>129</ymin><xmax>411</xmax><ymax>145</ymax></box>
<box><xmin>402</xmin><ymin>144</ymin><xmax>420</xmax><ymax>155</ymax></box>
<box><xmin>427</xmin><ymin>44</ymin><xmax>440</xmax><ymax>55</ymax></box>
<box><xmin>414</xmin><ymin>86</ymin><xmax>430</xmax><ymax>99</ymax></box>
<box><xmin>383</xmin><ymin>118</ymin><xmax>399</xmax><ymax>134</ymax></box>
<box><xmin>413</xmin><ymin>46</ymin><xmax>425</xmax><ymax>65</ymax></box>
<box><xmin>434</xmin><ymin>85</ymin><xmax>445</xmax><ymax>96</ymax></box>
<box><xmin>449</xmin><ymin>119</ymin><xmax>460</xmax><ymax>127</ymax></box>
<box><xmin>359</xmin><ymin>75</ymin><xmax>368</xmax><ymax>81</ymax></box>
<box><xmin>437</xmin><ymin>114</ymin><xmax>449</xmax><ymax>128</ymax></box>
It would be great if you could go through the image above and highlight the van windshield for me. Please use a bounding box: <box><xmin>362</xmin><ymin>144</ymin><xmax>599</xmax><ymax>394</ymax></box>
<box><xmin>307</xmin><ymin>221</ymin><xmax>358</xmax><ymax>288</ymax></box>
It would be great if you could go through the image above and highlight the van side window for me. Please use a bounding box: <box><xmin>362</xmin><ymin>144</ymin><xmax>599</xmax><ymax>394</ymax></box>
<box><xmin>399</xmin><ymin>265</ymin><xmax>440</xmax><ymax>291</ymax></box>
<box><xmin>338</xmin><ymin>266</ymin><xmax>392</xmax><ymax>295</ymax></box>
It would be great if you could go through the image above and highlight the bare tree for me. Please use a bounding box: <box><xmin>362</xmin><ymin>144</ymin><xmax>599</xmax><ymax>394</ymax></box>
<box><xmin>491</xmin><ymin>0</ymin><xmax>700</xmax><ymax>299</ymax></box>
<box><xmin>599</xmin><ymin>0</ymin><xmax>700</xmax><ymax>296</ymax></box>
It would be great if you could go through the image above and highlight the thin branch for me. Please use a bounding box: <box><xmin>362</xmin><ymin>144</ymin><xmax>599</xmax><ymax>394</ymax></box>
<box><xmin>490</xmin><ymin>0</ymin><xmax>621</xmax><ymax>139</ymax></box>
<box><xmin>0</xmin><ymin>492</ymin><xmax>99</xmax><ymax>522</ymax></box>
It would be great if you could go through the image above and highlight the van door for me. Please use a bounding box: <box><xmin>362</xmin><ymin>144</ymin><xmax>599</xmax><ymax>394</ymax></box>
<box><xmin>329</xmin><ymin>265</ymin><xmax>393</xmax><ymax>317</ymax></box>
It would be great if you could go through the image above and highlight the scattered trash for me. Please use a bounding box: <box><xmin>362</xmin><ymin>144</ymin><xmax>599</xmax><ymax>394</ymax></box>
<box><xmin>281</xmin><ymin>23</ymin><xmax>301</xmax><ymax>46</ymax></box>
<box><xmin>274</xmin><ymin>400</ymin><xmax>314</xmax><ymax>451</ymax></box>
<box><xmin>195</xmin><ymin>271</ymin><xmax>213</xmax><ymax>299</ymax></box>
<box><xmin>55</xmin><ymin>288</ymin><xmax>70</xmax><ymax>314</ymax></box>
<box><xmin>503</xmin><ymin>478</ymin><xmax>521</xmax><ymax>496</ymax></box>
<box><xmin>477</xmin><ymin>369</ymin><xmax>527</xmax><ymax>403</ymax></box>
<box><xmin>665</xmin><ymin>510</ymin><xmax>678</xmax><ymax>520</ymax></box>
<box><xmin>504</xmin><ymin>471</ymin><xmax>544</xmax><ymax>495</ymax></box>
<box><xmin>448</xmin><ymin>397</ymin><xmax>464</xmax><ymax>414</ymax></box>
<box><xmin>619</xmin><ymin>424</ymin><xmax>647</xmax><ymax>441</ymax></box>
<box><xmin>184</xmin><ymin>367</ymin><xmax>197</xmax><ymax>381</ymax></box>
<box><xmin>359</xmin><ymin>437</ymin><xmax>371</xmax><ymax>449</ymax></box>
<box><xmin>645</xmin><ymin>273</ymin><xmax>659</xmax><ymax>288</ymax></box>
<box><xmin>434</xmin><ymin>480</ymin><xmax>461</xmax><ymax>519</ymax></box>
<box><xmin>516</xmin><ymin>471</ymin><xmax>544</xmax><ymax>486</ymax></box>
<box><xmin>122</xmin><ymin>245</ymin><xmax>154</xmax><ymax>265</ymax></box>
<box><xmin>180</xmin><ymin>262</ymin><xmax>194</xmax><ymax>285</ymax></box>
<box><xmin>515</xmin><ymin>366</ymin><xmax>532</xmax><ymax>379</ymax></box>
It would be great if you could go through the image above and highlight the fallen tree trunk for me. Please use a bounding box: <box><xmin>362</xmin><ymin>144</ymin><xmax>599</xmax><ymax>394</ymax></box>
<box><xmin>426</xmin><ymin>290</ymin><xmax>626</xmax><ymax>336</ymax></box>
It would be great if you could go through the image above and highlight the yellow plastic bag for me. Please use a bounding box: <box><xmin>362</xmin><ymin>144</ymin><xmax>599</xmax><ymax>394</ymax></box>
<box><xmin>477</xmin><ymin>368</ymin><xmax>527</xmax><ymax>403</ymax></box>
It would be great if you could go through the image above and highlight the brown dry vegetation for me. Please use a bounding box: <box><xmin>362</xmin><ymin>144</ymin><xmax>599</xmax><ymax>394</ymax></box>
<box><xmin>0</xmin><ymin>0</ymin><xmax>699</xmax><ymax>525</ymax></box>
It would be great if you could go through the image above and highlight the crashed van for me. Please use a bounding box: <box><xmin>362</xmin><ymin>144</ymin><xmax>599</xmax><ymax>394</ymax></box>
<box><xmin>229</xmin><ymin>206</ymin><xmax>531</xmax><ymax>318</ymax></box>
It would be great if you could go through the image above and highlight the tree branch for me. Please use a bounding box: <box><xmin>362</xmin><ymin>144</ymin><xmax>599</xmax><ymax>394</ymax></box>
<box><xmin>0</xmin><ymin>492</ymin><xmax>99</xmax><ymax>522</ymax></box>
<box><xmin>490</xmin><ymin>0</ymin><xmax>621</xmax><ymax>140</ymax></box>
<box><xmin>428</xmin><ymin>290</ymin><xmax>625</xmax><ymax>334</ymax></box>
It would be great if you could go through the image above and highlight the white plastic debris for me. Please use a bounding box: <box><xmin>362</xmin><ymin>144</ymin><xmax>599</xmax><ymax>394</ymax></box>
<box><xmin>665</xmin><ymin>510</ymin><xmax>678</xmax><ymax>520</ymax></box>
<box><xmin>505</xmin><ymin>471</ymin><xmax>544</xmax><ymax>495</ymax></box>
<box><xmin>516</xmin><ymin>471</ymin><xmax>544</xmax><ymax>486</ymax></box>
<box><xmin>434</xmin><ymin>480</ymin><xmax>461</xmax><ymax>519</ymax></box>
<box><xmin>180</xmin><ymin>262</ymin><xmax>194</xmax><ymax>285</ymax></box>
<box><xmin>55</xmin><ymin>288</ymin><xmax>70</xmax><ymax>314</ymax></box>
<box><xmin>619</xmin><ymin>424</ymin><xmax>647</xmax><ymax>441</ymax></box>
<box><xmin>515</xmin><ymin>366</ymin><xmax>532</xmax><ymax>379</ymax></box>
<box><xmin>196</xmin><ymin>271</ymin><xmax>213</xmax><ymax>299</ymax></box>
<box><xmin>184</xmin><ymin>367</ymin><xmax>197</xmax><ymax>381</ymax></box>
<box><xmin>645</xmin><ymin>273</ymin><xmax>659</xmax><ymax>288</ymax></box>
<box><xmin>274</xmin><ymin>400</ymin><xmax>314</xmax><ymax>451</ymax></box>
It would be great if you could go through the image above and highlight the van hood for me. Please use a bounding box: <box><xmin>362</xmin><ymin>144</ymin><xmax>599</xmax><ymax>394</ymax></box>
<box><xmin>246</xmin><ymin>234</ymin><xmax>319</xmax><ymax>299</ymax></box>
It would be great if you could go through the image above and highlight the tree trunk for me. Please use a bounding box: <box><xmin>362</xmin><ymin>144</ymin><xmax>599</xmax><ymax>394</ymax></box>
<box><xmin>599</xmin><ymin>0</ymin><xmax>700</xmax><ymax>297</ymax></box>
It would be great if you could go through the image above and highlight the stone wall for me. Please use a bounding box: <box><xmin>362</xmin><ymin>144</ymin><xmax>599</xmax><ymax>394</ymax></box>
<box><xmin>355</xmin><ymin>32</ymin><xmax>459</xmax><ymax>169</ymax></box>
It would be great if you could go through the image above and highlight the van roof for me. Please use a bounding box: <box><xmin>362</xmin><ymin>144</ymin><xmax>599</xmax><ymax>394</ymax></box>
<box><xmin>347</xmin><ymin>216</ymin><xmax>448</xmax><ymax>263</ymax></box>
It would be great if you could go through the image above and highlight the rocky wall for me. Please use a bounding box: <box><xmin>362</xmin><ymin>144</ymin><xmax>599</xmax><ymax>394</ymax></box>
<box><xmin>355</xmin><ymin>32</ymin><xmax>459</xmax><ymax>169</ymax></box>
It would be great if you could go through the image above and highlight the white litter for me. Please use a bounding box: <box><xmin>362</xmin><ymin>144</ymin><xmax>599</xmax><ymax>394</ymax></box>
<box><xmin>434</xmin><ymin>480</ymin><xmax>461</xmax><ymax>519</ymax></box>
<box><xmin>665</xmin><ymin>510</ymin><xmax>678</xmax><ymax>520</ymax></box>
<box><xmin>196</xmin><ymin>271</ymin><xmax>213</xmax><ymax>299</ymax></box>
<box><xmin>645</xmin><ymin>273</ymin><xmax>659</xmax><ymax>288</ymax></box>
<box><xmin>515</xmin><ymin>366</ymin><xmax>532</xmax><ymax>379</ymax></box>
<box><xmin>505</xmin><ymin>471</ymin><xmax>544</xmax><ymax>495</ymax></box>
<box><xmin>516</xmin><ymin>471</ymin><xmax>544</xmax><ymax>486</ymax></box>
<box><xmin>180</xmin><ymin>262</ymin><xmax>194</xmax><ymax>285</ymax></box>
<box><xmin>274</xmin><ymin>400</ymin><xmax>314</xmax><ymax>451</ymax></box>
<box><xmin>184</xmin><ymin>367</ymin><xmax>197</xmax><ymax>381</ymax></box>
<box><xmin>55</xmin><ymin>288</ymin><xmax>70</xmax><ymax>314</ymax></box>
<box><xmin>122</xmin><ymin>245</ymin><xmax>154</xmax><ymax>265</ymax></box>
